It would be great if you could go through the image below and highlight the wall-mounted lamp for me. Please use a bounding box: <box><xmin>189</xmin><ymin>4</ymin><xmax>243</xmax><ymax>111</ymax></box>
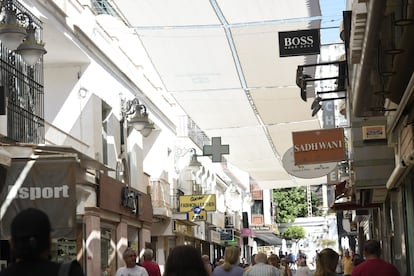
<box><xmin>122</xmin><ymin>98</ymin><xmax>154</xmax><ymax>137</ymax></box>
<box><xmin>188</xmin><ymin>148</ymin><xmax>202</xmax><ymax>168</ymax></box>
<box><xmin>311</xmin><ymin>94</ymin><xmax>346</xmax><ymax>117</ymax></box>
<box><xmin>311</xmin><ymin>96</ymin><xmax>323</xmax><ymax>117</ymax></box>
<box><xmin>174</xmin><ymin>147</ymin><xmax>203</xmax><ymax>175</ymax></box>
<box><xmin>0</xmin><ymin>0</ymin><xmax>46</xmax><ymax>66</ymax></box>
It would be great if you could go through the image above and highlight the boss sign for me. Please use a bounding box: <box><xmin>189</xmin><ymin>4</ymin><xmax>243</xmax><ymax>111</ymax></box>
<box><xmin>278</xmin><ymin>29</ymin><xmax>320</xmax><ymax>57</ymax></box>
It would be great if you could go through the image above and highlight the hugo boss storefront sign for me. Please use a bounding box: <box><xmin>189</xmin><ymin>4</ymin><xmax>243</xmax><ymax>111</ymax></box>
<box><xmin>99</xmin><ymin>174</ymin><xmax>152</xmax><ymax>223</ymax></box>
<box><xmin>0</xmin><ymin>158</ymin><xmax>77</xmax><ymax>239</ymax></box>
<box><xmin>292</xmin><ymin>128</ymin><xmax>346</xmax><ymax>165</ymax></box>
<box><xmin>278</xmin><ymin>29</ymin><xmax>320</xmax><ymax>57</ymax></box>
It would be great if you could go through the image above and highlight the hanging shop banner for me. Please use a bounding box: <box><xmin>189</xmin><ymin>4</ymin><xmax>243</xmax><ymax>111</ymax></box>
<box><xmin>278</xmin><ymin>29</ymin><xmax>320</xmax><ymax>57</ymax></box>
<box><xmin>362</xmin><ymin>125</ymin><xmax>386</xmax><ymax>141</ymax></box>
<box><xmin>282</xmin><ymin>147</ymin><xmax>337</xmax><ymax>178</ymax></box>
<box><xmin>218</xmin><ymin>228</ymin><xmax>234</xmax><ymax>241</ymax></box>
<box><xmin>0</xmin><ymin>158</ymin><xmax>77</xmax><ymax>239</ymax></box>
<box><xmin>292</xmin><ymin>128</ymin><xmax>346</xmax><ymax>165</ymax></box>
<box><xmin>210</xmin><ymin>230</ymin><xmax>222</xmax><ymax>244</ymax></box>
<box><xmin>179</xmin><ymin>194</ymin><xmax>216</xmax><ymax>213</ymax></box>
<box><xmin>188</xmin><ymin>209</ymin><xmax>207</xmax><ymax>222</ymax></box>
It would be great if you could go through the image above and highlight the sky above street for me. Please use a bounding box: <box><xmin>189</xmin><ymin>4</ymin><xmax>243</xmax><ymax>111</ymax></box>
<box><xmin>320</xmin><ymin>0</ymin><xmax>347</xmax><ymax>43</ymax></box>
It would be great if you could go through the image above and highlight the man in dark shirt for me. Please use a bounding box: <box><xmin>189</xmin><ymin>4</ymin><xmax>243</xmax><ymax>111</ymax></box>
<box><xmin>140</xmin><ymin>248</ymin><xmax>161</xmax><ymax>276</ymax></box>
<box><xmin>0</xmin><ymin>208</ymin><xmax>84</xmax><ymax>276</ymax></box>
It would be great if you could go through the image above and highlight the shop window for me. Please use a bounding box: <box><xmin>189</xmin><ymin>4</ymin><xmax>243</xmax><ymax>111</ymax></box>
<box><xmin>127</xmin><ymin>226</ymin><xmax>139</xmax><ymax>255</ymax></box>
<box><xmin>91</xmin><ymin>0</ymin><xmax>118</xmax><ymax>16</ymax></box>
<box><xmin>101</xmin><ymin>228</ymin><xmax>114</xmax><ymax>273</ymax></box>
<box><xmin>51</xmin><ymin>239</ymin><xmax>77</xmax><ymax>263</ymax></box>
<box><xmin>251</xmin><ymin>200</ymin><xmax>263</xmax><ymax>215</ymax></box>
<box><xmin>150</xmin><ymin>237</ymin><xmax>157</xmax><ymax>261</ymax></box>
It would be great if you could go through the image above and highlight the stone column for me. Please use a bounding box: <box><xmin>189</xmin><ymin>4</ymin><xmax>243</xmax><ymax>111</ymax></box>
<box><xmin>84</xmin><ymin>207</ymin><xmax>101</xmax><ymax>276</ymax></box>
<box><xmin>140</xmin><ymin>227</ymin><xmax>151</xmax><ymax>249</ymax></box>
<box><xmin>117</xmin><ymin>217</ymin><xmax>128</xmax><ymax>269</ymax></box>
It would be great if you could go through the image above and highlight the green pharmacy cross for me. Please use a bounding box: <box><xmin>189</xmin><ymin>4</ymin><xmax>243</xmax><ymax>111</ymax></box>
<box><xmin>203</xmin><ymin>137</ymin><xmax>229</xmax><ymax>162</ymax></box>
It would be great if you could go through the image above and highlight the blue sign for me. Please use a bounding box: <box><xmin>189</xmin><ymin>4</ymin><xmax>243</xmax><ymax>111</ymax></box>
<box><xmin>193</xmin><ymin>206</ymin><xmax>202</xmax><ymax>214</ymax></box>
<box><xmin>218</xmin><ymin>228</ymin><xmax>233</xmax><ymax>241</ymax></box>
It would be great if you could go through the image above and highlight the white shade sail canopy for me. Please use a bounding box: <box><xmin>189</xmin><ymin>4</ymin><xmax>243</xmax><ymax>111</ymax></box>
<box><xmin>113</xmin><ymin>0</ymin><xmax>327</xmax><ymax>189</ymax></box>
<box><xmin>37</xmin><ymin>0</ymin><xmax>339</xmax><ymax>189</ymax></box>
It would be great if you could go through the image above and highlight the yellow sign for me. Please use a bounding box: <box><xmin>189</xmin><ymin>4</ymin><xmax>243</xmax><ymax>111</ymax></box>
<box><xmin>188</xmin><ymin>210</ymin><xmax>207</xmax><ymax>222</ymax></box>
<box><xmin>179</xmin><ymin>194</ymin><xmax>216</xmax><ymax>213</ymax></box>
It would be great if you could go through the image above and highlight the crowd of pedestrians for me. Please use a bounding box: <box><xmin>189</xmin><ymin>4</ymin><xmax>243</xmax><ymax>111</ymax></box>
<box><xmin>0</xmin><ymin>208</ymin><xmax>401</xmax><ymax>276</ymax></box>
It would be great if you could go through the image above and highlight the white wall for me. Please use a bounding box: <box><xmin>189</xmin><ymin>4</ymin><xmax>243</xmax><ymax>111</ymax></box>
<box><xmin>263</xmin><ymin>189</ymin><xmax>273</xmax><ymax>225</ymax></box>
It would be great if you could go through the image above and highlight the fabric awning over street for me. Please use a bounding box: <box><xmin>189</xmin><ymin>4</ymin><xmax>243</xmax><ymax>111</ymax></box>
<box><xmin>254</xmin><ymin>232</ymin><xmax>283</xmax><ymax>246</ymax></box>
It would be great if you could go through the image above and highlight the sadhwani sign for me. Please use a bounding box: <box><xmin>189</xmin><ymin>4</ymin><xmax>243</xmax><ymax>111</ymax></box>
<box><xmin>292</xmin><ymin>128</ymin><xmax>346</xmax><ymax>165</ymax></box>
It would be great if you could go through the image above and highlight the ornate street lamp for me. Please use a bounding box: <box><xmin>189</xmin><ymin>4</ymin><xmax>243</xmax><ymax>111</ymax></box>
<box><xmin>0</xmin><ymin>0</ymin><xmax>47</xmax><ymax>66</ymax></box>
<box><xmin>122</xmin><ymin>98</ymin><xmax>154</xmax><ymax>137</ymax></box>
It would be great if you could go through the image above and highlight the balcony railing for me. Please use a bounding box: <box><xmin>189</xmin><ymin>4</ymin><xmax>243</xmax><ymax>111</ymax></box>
<box><xmin>150</xmin><ymin>179</ymin><xmax>171</xmax><ymax>209</ymax></box>
<box><xmin>7</xmin><ymin>102</ymin><xmax>44</xmax><ymax>144</ymax></box>
<box><xmin>1</xmin><ymin>2</ymin><xmax>45</xmax><ymax>144</ymax></box>
<box><xmin>177</xmin><ymin>115</ymin><xmax>210</xmax><ymax>149</ymax></box>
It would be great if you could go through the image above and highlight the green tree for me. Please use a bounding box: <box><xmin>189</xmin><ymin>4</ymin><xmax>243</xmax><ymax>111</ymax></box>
<box><xmin>273</xmin><ymin>187</ymin><xmax>307</xmax><ymax>223</ymax></box>
<box><xmin>273</xmin><ymin>187</ymin><xmax>321</xmax><ymax>223</ymax></box>
<box><xmin>283</xmin><ymin>225</ymin><xmax>306</xmax><ymax>240</ymax></box>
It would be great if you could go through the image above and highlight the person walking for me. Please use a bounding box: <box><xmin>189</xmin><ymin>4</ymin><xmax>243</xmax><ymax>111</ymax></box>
<box><xmin>202</xmin><ymin>254</ymin><xmax>213</xmax><ymax>276</ymax></box>
<box><xmin>216</xmin><ymin>258</ymin><xmax>225</xmax><ymax>267</ymax></box>
<box><xmin>342</xmin><ymin>249</ymin><xmax>353</xmax><ymax>276</ymax></box>
<box><xmin>116</xmin><ymin>248</ymin><xmax>148</xmax><ymax>276</ymax></box>
<box><xmin>352</xmin><ymin>254</ymin><xmax>363</xmax><ymax>267</ymax></box>
<box><xmin>212</xmin><ymin>246</ymin><xmax>244</xmax><ymax>276</ymax></box>
<box><xmin>140</xmin><ymin>248</ymin><xmax>161</xmax><ymax>276</ymax></box>
<box><xmin>295</xmin><ymin>258</ymin><xmax>312</xmax><ymax>276</ymax></box>
<box><xmin>163</xmin><ymin>245</ymin><xmax>208</xmax><ymax>276</ymax></box>
<box><xmin>243</xmin><ymin>252</ymin><xmax>279</xmax><ymax>276</ymax></box>
<box><xmin>267</xmin><ymin>254</ymin><xmax>292</xmax><ymax>276</ymax></box>
<box><xmin>351</xmin><ymin>240</ymin><xmax>400</xmax><ymax>276</ymax></box>
<box><xmin>314</xmin><ymin>248</ymin><xmax>339</xmax><ymax>276</ymax></box>
<box><xmin>0</xmin><ymin>208</ymin><xmax>84</xmax><ymax>276</ymax></box>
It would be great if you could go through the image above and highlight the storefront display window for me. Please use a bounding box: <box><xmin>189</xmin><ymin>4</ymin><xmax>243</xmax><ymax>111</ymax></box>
<box><xmin>51</xmin><ymin>239</ymin><xmax>77</xmax><ymax>263</ymax></box>
<box><xmin>101</xmin><ymin>227</ymin><xmax>115</xmax><ymax>275</ymax></box>
<box><xmin>128</xmin><ymin>226</ymin><xmax>139</xmax><ymax>255</ymax></box>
